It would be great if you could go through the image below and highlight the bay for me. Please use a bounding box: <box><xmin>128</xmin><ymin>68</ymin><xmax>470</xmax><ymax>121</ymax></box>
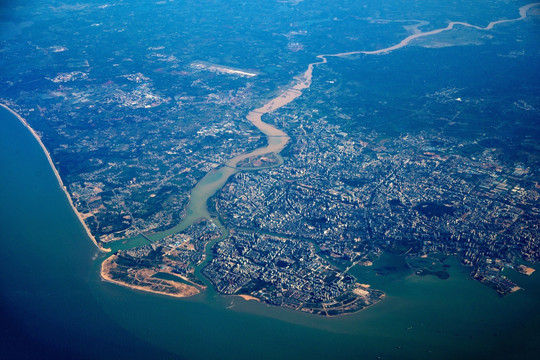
<box><xmin>1</xmin><ymin>105</ymin><xmax>539</xmax><ymax>359</ymax></box>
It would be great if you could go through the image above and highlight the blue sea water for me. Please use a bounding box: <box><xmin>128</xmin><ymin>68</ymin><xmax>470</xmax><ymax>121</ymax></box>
<box><xmin>1</xmin><ymin>105</ymin><xmax>540</xmax><ymax>359</ymax></box>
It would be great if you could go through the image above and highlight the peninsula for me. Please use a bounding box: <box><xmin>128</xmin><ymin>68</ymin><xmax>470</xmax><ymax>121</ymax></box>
<box><xmin>2</xmin><ymin>2</ymin><xmax>538</xmax><ymax>314</ymax></box>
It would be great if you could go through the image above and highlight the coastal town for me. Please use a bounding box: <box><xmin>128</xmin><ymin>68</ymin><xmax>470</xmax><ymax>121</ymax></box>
<box><xmin>68</xmin><ymin>67</ymin><xmax>540</xmax><ymax>306</ymax></box>
<box><xmin>0</xmin><ymin>0</ymin><xmax>538</xmax><ymax>313</ymax></box>
<box><xmin>4</xmin><ymin>0</ymin><xmax>540</xmax><ymax>359</ymax></box>
<box><xmin>214</xmin><ymin>119</ymin><xmax>539</xmax><ymax>298</ymax></box>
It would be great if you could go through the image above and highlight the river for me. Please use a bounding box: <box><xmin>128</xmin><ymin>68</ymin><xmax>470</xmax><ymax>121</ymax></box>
<box><xmin>1</xmin><ymin>105</ymin><xmax>540</xmax><ymax>359</ymax></box>
<box><xmin>2</xmin><ymin>3</ymin><xmax>540</xmax><ymax>358</ymax></box>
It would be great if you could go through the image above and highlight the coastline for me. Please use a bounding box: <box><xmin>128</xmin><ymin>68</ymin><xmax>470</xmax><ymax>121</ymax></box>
<box><xmin>100</xmin><ymin>255</ymin><xmax>199</xmax><ymax>297</ymax></box>
<box><xmin>236</xmin><ymin>294</ymin><xmax>261</xmax><ymax>302</ymax></box>
<box><xmin>103</xmin><ymin>1</ymin><xmax>539</xmax><ymax>304</ymax></box>
<box><xmin>0</xmin><ymin>103</ymin><xmax>109</xmax><ymax>253</ymax></box>
<box><xmin>1</xmin><ymin>1</ymin><xmax>536</xmax><ymax>313</ymax></box>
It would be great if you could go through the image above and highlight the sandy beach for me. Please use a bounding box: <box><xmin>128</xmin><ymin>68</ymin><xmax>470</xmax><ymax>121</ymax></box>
<box><xmin>0</xmin><ymin>103</ymin><xmax>108</xmax><ymax>253</ymax></box>
<box><xmin>2</xmin><ymin>1</ymin><xmax>537</xmax><ymax>307</ymax></box>
<box><xmin>101</xmin><ymin>255</ymin><xmax>199</xmax><ymax>298</ymax></box>
<box><xmin>236</xmin><ymin>294</ymin><xmax>261</xmax><ymax>302</ymax></box>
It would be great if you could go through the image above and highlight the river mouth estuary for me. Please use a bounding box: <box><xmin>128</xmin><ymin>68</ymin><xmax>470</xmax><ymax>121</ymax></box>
<box><xmin>1</xmin><ymin>1</ymin><xmax>540</xmax><ymax>359</ymax></box>
<box><xmin>2</xmin><ymin>84</ymin><xmax>540</xmax><ymax>360</ymax></box>
<box><xmin>98</xmin><ymin>1</ymin><xmax>540</xmax><ymax>316</ymax></box>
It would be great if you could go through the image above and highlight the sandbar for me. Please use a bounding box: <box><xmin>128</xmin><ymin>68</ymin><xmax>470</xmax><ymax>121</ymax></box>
<box><xmin>101</xmin><ymin>255</ymin><xmax>199</xmax><ymax>298</ymax></box>
<box><xmin>236</xmin><ymin>294</ymin><xmax>261</xmax><ymax>302</ymax></box>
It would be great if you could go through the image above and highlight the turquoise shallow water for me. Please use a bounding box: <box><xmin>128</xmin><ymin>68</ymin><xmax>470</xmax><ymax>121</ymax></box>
<box><xmin>1</xmin><ymin>105</ymin><xmax>539</xmax><ymax>359</ymax></box>
<box><xmin>0</xmin><ymin>106</ymin><xmax>175</xmax><ymax>359</ymax></box>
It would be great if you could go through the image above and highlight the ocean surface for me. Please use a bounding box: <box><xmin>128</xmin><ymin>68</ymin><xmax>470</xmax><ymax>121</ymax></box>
<box><xmin>1</xmin><ymin>105</ymin><xmax>539</xmax><ymax>359</ymax></box>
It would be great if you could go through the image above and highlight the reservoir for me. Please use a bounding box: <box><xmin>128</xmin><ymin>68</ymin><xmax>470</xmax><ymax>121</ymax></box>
<box><xmin>1</xmin><ymin>104</ymin><xmax>539</xmax><ymax>359</ymax></box>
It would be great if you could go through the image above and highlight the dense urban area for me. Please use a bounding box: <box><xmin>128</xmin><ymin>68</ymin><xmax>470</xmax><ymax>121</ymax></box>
<box><xmin>1</xmin><ymin>0</ymin><xmax>538</xmax><ymax>314</ymax></box>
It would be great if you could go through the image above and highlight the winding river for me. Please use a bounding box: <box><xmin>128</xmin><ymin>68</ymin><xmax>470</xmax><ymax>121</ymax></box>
<box><xmin>146</xmin><ymin>2</ymin><xmax>540</xmax><ymax>245</ymax></box>
<box><xmin>1</xmin><ymin>3</ymin><xmax>540</xmax><ymax>359</ymax></box>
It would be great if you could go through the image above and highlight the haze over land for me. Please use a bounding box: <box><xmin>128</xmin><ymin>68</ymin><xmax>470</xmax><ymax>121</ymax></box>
<box><xmin>1</xmin><ymin>0</ymin><xmax>539</xmax><ymax>357</ymax></box>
